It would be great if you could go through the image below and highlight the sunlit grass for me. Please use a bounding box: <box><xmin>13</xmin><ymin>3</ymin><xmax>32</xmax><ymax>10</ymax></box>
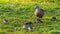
<box><xmin>0</xmin><ymin>0</ymin><xmax>60</xmax><ymax>34</ymax></box>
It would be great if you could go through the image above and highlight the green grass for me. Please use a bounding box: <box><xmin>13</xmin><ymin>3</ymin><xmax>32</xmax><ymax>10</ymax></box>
<box><xmin>0</xmin><ymin>0</ymin><xmax>60</xmax><ymax>34</ymax></box>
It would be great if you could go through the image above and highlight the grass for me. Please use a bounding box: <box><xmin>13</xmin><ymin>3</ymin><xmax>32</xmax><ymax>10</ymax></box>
<box><xmin>0</xmin><ymin>0</ymin><xmax>60</xmax><ymax>34</ymax></box>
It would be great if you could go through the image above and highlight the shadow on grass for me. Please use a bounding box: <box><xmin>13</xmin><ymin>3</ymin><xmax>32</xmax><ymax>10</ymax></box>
<box><xmin>0</xmin><ymin>32</ymin><xmax>7</xmax><ymax>34</ymax></box>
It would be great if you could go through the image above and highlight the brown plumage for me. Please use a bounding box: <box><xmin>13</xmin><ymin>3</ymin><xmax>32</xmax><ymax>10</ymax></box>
<box><xmin>34</xmin><ymin>6</ymin><xmax>44</xmax><ymax>18</ymax></box>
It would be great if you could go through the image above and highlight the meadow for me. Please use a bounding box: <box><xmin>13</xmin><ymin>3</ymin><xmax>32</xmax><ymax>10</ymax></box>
<box><xmin>0</xmin><ymin>0</ymin><xmax>60</xmax><ymax>34</ymax></box>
